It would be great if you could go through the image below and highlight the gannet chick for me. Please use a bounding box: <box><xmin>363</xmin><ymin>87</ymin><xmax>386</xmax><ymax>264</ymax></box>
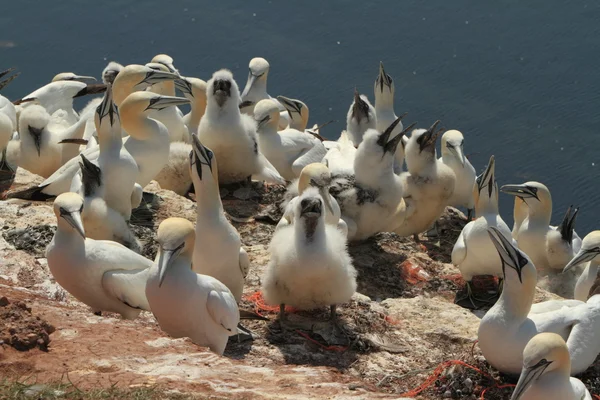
<box><xmin>102</xmin><ymin>61</ymin><xmax>123</xmax><ymax>84</ymax></box>
<box><xmin>563</xmin><ymin>231</ymin><xmax>600</xmax><ymax>302</ymax></box>
<box><xmin>46</xmin><ymin>193</ymin><xmax>152</xmax><ymax>319</ymax></box>
<box><xmin>452</xmin><ymin>156</ymin><xmax>512</xmax><ymax>309</ymax></box>
<box><xmin>345</xmin><ymin>89</ymin><xmax>376</xmax><ymax>147</ymax></box>
<box><xmin>440</xmin><ymin>130</ymin><xmax>476</xmax><ymax>219</ymax></box>
<box><xmin>189</xmin><ymin>134</ymin><xmax>249</xmax><ymax>302</ymax></box>
<box><xmin>175</xmin><ymin>77</ymin><xmax>207</xmax><ymax>135</ymax></box>
<box><xmin>278</xmin><ymin>163</ymin><xmax>346</xmax><ymax>235</ymax></box>
<box><xmin>374</xmin><ymin>62</ymin><xmax>406</xmax><ymax>174</ymax></box>
<box><xmin>322</xmin><ymin>130</ymin><xmax>357</xmax><ymax>177</ymax></box>
<box><xmin>333</xmin><ymin>119</ymin><xmax>413</xmax><ymax>241</ymax></box>
<box><xmin>146</xmin><ymin>217</ymin><xmax>239</xmax><ymax>355</ymax></box>
<box><xmin>277</xmin><ymin>95</ymin><xmax>309</xmax><ymax>131</ymax></box>
<box><xmin>478</xmin><ymin>227</ymin><xmax>600</xmax><ymax>375</ymax></box>
<box><xmin>198</xmin><ymin>69</ymin><xmax>284</xmax><ymax>185</ymax></box>
<box><xmin>263</xmin><ymin>189</ymin><xmax>357</xmax><ymax>321</ymax></box>
<box><xmin>75</xmin><ymin>154</ymin><xmax>139</xmax><ymax>250</ymax></box>
<box><xmin>510</xmin><ymin>333</ymin><xmax>592</xmax><ymax>400</ymax></box>
<box><xmin>393</xmin><ymin>122</ymin><xmax>455</xmax><ymax>239</ymax></box>
<box><xmin>254</xmin><ymin>99</ymin><xmax>327</xmax><ymax>180</ymax></box>
<box><xmin>52</xmin><ymin>72</ymin><xmax>97</xmax><ymax>83</ymax></box>
<box><xmin>144</xmin><ymin>62</ymin><xmax>189</xmax><ymax>142</ymax></box>
<box><xmin>154</xmin><ymin>141</ymin><xmax>193</xmax><ymax>195</ymax></box>
<box><xmin>546</xmin><ymin>206</ymin><xmax>580</xmax><ymax>270</ymax></box>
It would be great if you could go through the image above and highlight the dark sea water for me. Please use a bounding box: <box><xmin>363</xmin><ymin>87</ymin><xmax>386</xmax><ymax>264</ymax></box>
<box><xmin>1</xmin><ymin>0</ymin><xmax>599</xmax><ymax>234</ymax></box>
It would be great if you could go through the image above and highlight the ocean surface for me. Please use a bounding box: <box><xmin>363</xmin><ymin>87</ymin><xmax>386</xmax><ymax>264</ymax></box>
<box><xmin>1</xmin><ymin>0</ymin><xmax>599</xmax><ymax>234</ymax></box>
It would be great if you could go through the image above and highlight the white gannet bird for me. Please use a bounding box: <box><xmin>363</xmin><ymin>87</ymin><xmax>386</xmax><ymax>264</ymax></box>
<box><xmin>332</xmin><ymin>119</ymin><xmax>413</xmax><ymax>241</ymax></box>
<box><xmin>15</xmin><ymin>105</ymin><xmax>86</xmax><ymax>178</ymax></box>
<box><xmin>239</xmin><ymin>57</ymin><xmax>290</xmax><ymax>129</ymax></box>
<box><xmin>254</xmin><ymin>99</ymin><xmax>327</xmax><ymax>180</ymax></box>
<box><xmin>546</xmin><ymin>206</ymin><xmax>580</xmax><ymax>271</ymax></box>
<box><xmin>0</xmin><ymin>112</ymin><xmax>12</xmax><ymax>170</ymax></box>
<box><xmin>322</xmin><ymin>130</ymin><xmax>357</xmax><ymax>177</ymax></box>
<box><xmin>563</xmin><ymin>231</ymin><xmax>600</xmax><ymax>302</ymax></box>
<box><xmin>263</xmin><ymin>189</ymin><xmax>357</xmax><ymax>322</ymax></box>
<box><xmin>75</xmin><ymin>154</ymin><xmax>139</xmax><ymax>250</ymax></box>
<box><xmin>0</xmin><ymin>94</ymin><xmax>17</xmax><ymax>131</ymax></box>
<box><xmin>148</xmin><ymin>54</ymin><xmax>178</xmax><ymax>80</ymax></box>
<box><xmin>146</xmin><ymin>217</ymin><xmax>240</xmax><ymax>355</ymax></box>
<box><xmin>345</xmin><ymin>89</ymin><xmax>377</xmax><ymax>147</ymax></box>
<box><xmin>46</xmin><ymin>193</ymin><xmax>152</xmax><ymax>319</ymax></box>
<box><xmin>189</xmin><ymin>134</ymin><xmax>249</xmax><ymax>303</ymax></box>
<box><xmin>393</xmin><ymin>122</ymin><xmax>456</xmax><ymax>240</ymax></box>
<box><xmin>478</xmin><ymin>227</ymin><xmax>600</xmax><ymax>376</ymax></box>
<box><xmin>278</xmin><ymin>163</ymin><xmax>346</xmax><ymax>235</ymax></box>
<box><xmin>509</xmin><ymin>333</ymin><xmax>592</xmax><ymax>400</ymax></box>
<box><xmin>175</xmin><ymin>77</ymin><xmax>207</xmax><ymax>135</ymax></box>
<box><xmin>144</xmin><ymin>62</ymin><xmax>189</xmax><ymax>143</ymax></box>
<box><xmin>276</xmin><ymin>95</ymin><xmax>309</xmax><ymax>131</ymax></box>
<box><xmin>51</xmin><ymin>72</ymin><xmax>97</xmax><ymax>83</ymax></box>
<box><xmin>102</xmin><ymin>61</ymin><xmax>123</xmax><ymax>84</ymax></box>
<box><xmin>452</xmin><ymin>156</ymin><xmax>512</xmax><ymax>309</ymax></box>
<box><xmin>198</xmin><ymin>69</ymin><xmax>284</xmax><ymax>185</ymax></box>
<box><xmin>374</xmin><ymin>62</ymin><xmax>406</xmax><ymax>174</ymax></box>
<box><xmin>25</xmin><ymin>90</ymin><xmax>189</xmax><ymax>200</ymax></box>
<box><xmin>440</xmin><ymin>130</ymin><xmax>477</xmax><ymax>219</ymax></box>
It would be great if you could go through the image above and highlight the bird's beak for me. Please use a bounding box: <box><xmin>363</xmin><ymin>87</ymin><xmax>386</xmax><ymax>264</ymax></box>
<box><xmin>487</xmin><ymin>226</ymin><xmax>525</xmax><ymax>283</ymax></box>
<box><xmin>28</xmin><ymin>126</ymin><xmax>43</xmax><ymax>156</ymax></box>
<box><xmin>140</xmin><ymin>70</ymin><xmax>180</xmax><ymax>85</ymax></box>
<box><xmin>563</xmin><ymin>247</ymin><xmax>598</xmax><ymax>272</ymax></box>
<box><xmin>500</xmin><ymin>184</ymin><xmax>539</xmax><ymax>200</ymax></box>
<box><xmin>351</xmin><ymin>89</ymin><xmax>369</xmax><ymax>122</ymax></box>
<box><xmin>449</xmin><ymin>144</ymin><xmax>466</xmax><ymax>167</ymax></box>
<box><xmin>145</xmin><ymin>96</ymin><xmax>190</xmax><ymax>111</ymax></box>
<box><xmin>376</xmin><ymin>61</ymin><xmax>393</xmax><ymax>92</ymax></box>
<box><xmin>0</xmin><ymin>67</ymin><xmax>19</xmax><ymax>91</ymax></box>
<box><xmin>477</xmin><ymin>155</ymin><xmax>496</xmax><ymax>198</ymax></box>
<box><xmin>103</xmin><ymin>69</ymin><xmax>120</xmax><ymax>84</ymax></box>
<box><xmin>557</xmin><ymin>206</ymin><xmax>578</xmax><ymax>245</ymax></box>
<box><xmin>157</xmin><ymin>61</ymin><xmax>178</xmax><ymax>74</ymax></box>
<box><xmin>377</xmin><ymin>114</ymin><xmax>405</xmax><ymax>147</ymax></box>
<box><xmin>79</xmin><ymin>154</ymin><xmax>102</xmax><ymax>190</ymax></box>
<box><xmin>256</xmin><ymin>114</ymin><xmax>271</xmax><ymax>129</ymax></box>
<box><xmin>174</xmin><ymin>78</ymin><xmax>194</xmax><ymax>97</ymax></box>
<box><xmin>157</xmin><ymin>243</ymin><xmax>183</xmax><ymax>288</ymax></box>
<box><xmin>62</xmin><ymin>210</ymin><xmax>86</xmax><ymax>239</ymax></box>
<box><xmin>276</xmin><ymin>95</ymin><xmax>302</xmax><ymax>120</ymax></box>
<box><xmin>318</xmin><ymin>186</ymin><xmax>335</xmax><ymax>215</ymax></box>
<box><xmin>96</xmin><ymin>84</ymin><xmax>118</xmax><ymax>126</ymax></box>
<box><xmin>241</xmin><ymin>73</ymin><xmax>257</xmax><ymax>99</ymax></box>
<box><xmin>510</xmin><ymin>360</ymin><xmax>553</xmax><ymax>400</ymax></box>
<box><xmin>70</xmin><ymin>75</ymin><xmax>97</xmax><ymax>83</ymax></box>
<box><xmin>385</xmin><ymin>120</ymin><xmax>415</xmax><ymax>154</ymax></box>
<box><xmin>418</xmin><ymin>121</ymin><xmax>441</xmax><ymax>152</ymax></box>
<box><xmin>190</xmin><ymin>133</ymin><xmax>213</xmax><ymax>180</ymax></box>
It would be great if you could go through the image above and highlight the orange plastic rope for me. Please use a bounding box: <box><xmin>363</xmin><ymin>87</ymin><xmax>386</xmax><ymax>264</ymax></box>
<box><xmin>593</xmin><ymin>395</ymin><xmax>600</xmax><ymax>400</ymax></box>
<box><xmin>400</xmin><ymin>260</ymin><xmax>429</xmax><ymax>285</ymax></box>
<box><xmin>244</xmin><ymin>291</ymin><xmax>297</xmax><ymax>314</ymax></box>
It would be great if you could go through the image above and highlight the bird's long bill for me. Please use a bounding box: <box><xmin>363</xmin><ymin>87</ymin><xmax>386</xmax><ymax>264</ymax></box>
<box><xmin>157</xmin><ymin>247</ymin><xmax>179</xmax><ymax>288</ymax></box>
<box><xmin>97</xmin><ymin>84</ymin><xmax>118</xmax><ymax>125</ymax></box>
<box><xmin>71</xmin><ymin>75</ymin><xmax>97</xmax><ymax>83</ymax></box>
<box><xmin>478</xmin><ymin>155</ymin><xmax>496</xmax><ymax>194</ymax></box>
<box><xmin>318</xmin><ymin>186</ymin><xmax>335</xmax><ymax>215</ymax></box>
<box><xmin>174</xmin><ymin>78</ymin><xmax>193</xmax><ymax>97</ymax></box>
<box><xmin>376</xmin><ymin>61</ymin><xmax>392</xmax><ymax>91</ymax></box>
<box><xmin>558</xmin><ymin>206</ymin><xmax>578</xmax><ymax>245</ymax></box>
<box><xmin>450</xmin><ymin>145</ymin><xmax>466</xmax><ymax>167</ymax></box>
<box><xmin>63</xmin><ymin>211</ymin><xmax>86</xmax><ymax>239</ymax></box>
<box><xmin>241</xmin><ymin>73</ymin><xmax>257</xmax><ymax>99</ymax></box>
<box><xmin>147</xmin><ymin>96</ymin><xmax>191</xmax><ymax>111</ymax></box>
<box><xmin>509</xmin><ymin>363</ymin><xmax>551</xmax><ymax>400</ymax></box>
<box><xmin>487</xmin><ymin>226</ymin><xmax>523</xmax><ymax>282</ymax></box>
<box><xmin>563</xmin><ymin>249</ymin><xmax>596</xmax><ymax>272</ymax></box>
<box><xmin>142</xmin><ymin>70</ymin><xmax>180</xmax><ymax>85</ymax></box>
<box><xmin>500</xmin><ymin>184</ymin><xmax>538</xmax><ymax>200</ymax></box>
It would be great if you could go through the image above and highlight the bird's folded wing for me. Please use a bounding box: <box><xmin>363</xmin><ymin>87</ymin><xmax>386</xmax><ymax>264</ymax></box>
<box><xmin>102</xmin><ymin>268</ymin><xmax>151</xmax><ymax>311</ymax></box>
<box><xmin>206</xmin><ymin>288</ymin><xmax>239</xmax><ymax>333</ymax></box>
<box><xmin>239</xmin><ymin>247</ymin><xmax>250</xmax><ymax>279</ymax></box>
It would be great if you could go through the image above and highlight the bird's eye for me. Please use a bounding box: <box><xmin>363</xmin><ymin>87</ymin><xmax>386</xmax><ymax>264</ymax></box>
<box><xmin>79</xmin><ymin>204</ymin><xmax>84</xmax><ymax>212</ymax></box>
<box><xmin>59</xmin><ymin>207</ymin><xmax>67</xmax><ymax>216</ymax></box>
<box><xmin>446</xmin><ymin>142</ymin><xmax>454</xmax><ymax>149</ymax></box>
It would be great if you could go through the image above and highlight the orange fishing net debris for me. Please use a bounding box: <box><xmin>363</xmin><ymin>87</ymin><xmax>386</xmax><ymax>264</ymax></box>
<box><xmin>400</xmin><ymin>260</ymin><xmax>430</xmax><ymax>285</ymax></box>
<box><xmin>243</xmin><ymin>291</ymin><xmax>297</xmax><ymax>314</ymax></box>
<box><xmin>400</xmin><ymin>359</ymin><xmax>515</xmax><ymax>399</ymax></box>
<box><xmin>382</xmin><ymin>313</ymin><xmax>401</xmax><ymax>326</ymax></box>
<box><xmin>295</xmin><ymin>330</ymin><xmax>348</xmax><ymax>352</ymax></box>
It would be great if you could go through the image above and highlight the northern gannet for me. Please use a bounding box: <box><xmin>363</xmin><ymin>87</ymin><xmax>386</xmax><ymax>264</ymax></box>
<box><xmin>393</xmin><ymin>122</ymin><xmax>456</xmax><ymax>240</ymax></box>
<box><xmin>440</xmin><ymin>130</ymin><xmax>476</xmax><ymax>219</ymax></box>
<box><xmin>322</xmin><ymin>130</ymin><xmax>357</xmax><ymax>177</ymax></box>
<box><xmin>374</xmin><ymin>62</ymin><xmax>406</xmax><ymax>174</ymax></box>
<box><xmin>279</xmin><ymin>163</ymin><xmax>346</xmax><ymax>235</ymax></box>
<box><xmin>189</xmin><ymin>134</ymin><xmax>249</xmax><ymax>303</ymax></box>
<box><xmin>46</xmin><ymin>193</ymin><xmax>152</xmax><ymax>319</ymax></box>
<box><xmin>239</xmin><ymin>57</ymin><xmax>290</xmax><ymax>129</ymax></box>
<box><xmin>198</xmin><ymin>69</ymin><xmax>284</xmax><ymax>185</ymax></box>
<box><xmin>452</xmin><ymin>156</ymin><xmax>512</xmax><ymax>309</ymax></box>
<box><xmin>263</xmin><ymin>189</ymin><xmax>357</xmax><ymax>322</ymax></box>
<box><xmin>51</xmin><ymin>72</ymin><xmax>96</xmax><ymax>83</ymax></box>
<box><xmin>332</xmin><ymin>118</ymin><xmax>413</xmax><ymax>241</ymax></box>
<box><xmin>509</xmin><ymin>333</ymin><xmax>592</xmax><ymax>400</ymax></box>
<box><xmin>0</xmin><ymin>93</ymin><xmax>17</xmax><ymax>131</ymax></box>
<box><xmin>478</xmin><ymin>227</ymin><xmax>600</xmax><ymax>375</ymax></box>
<box><xmin>102</xmin><ymin>61</ymin><xmax>123</xmax><ymax>84</ymax></box>
<box><xmin>254</xmin><ymin>99</ymin><xmax>327</xmax><ymax>180</ymax></box>
<box><xmin>146</xmin><ymin>217</ymin><xmax>240</xmax><ymax>355</ymax></box>
<box><xmin>277</xmin><ymin>95</ymin><xmax>309</xmax><ymax>131</ymax></box>
<box><xmin>345</xmin><ymin>89</ymin><xmax>376</xmax><ymax>147</ymax></box>
<box><xmin>563</xmin><ymin>231</ymin><xmax>600</xmax><ymax>302</ymax></box>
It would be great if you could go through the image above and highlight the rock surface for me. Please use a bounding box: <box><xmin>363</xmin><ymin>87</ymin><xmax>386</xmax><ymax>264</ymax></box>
<box><xmin>0</xmin><ymin>172</ymin><xmax>599</xmax><ymax>399</ymax></box>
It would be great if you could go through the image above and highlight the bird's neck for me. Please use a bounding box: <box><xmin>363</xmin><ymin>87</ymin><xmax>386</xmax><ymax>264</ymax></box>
<box><xmin>193</xmin><ymin>179</ymin><xmax>224</xmax><ymax>215</ymax></box>
<box><xmin>121</xmin><ymin>113</ymin><xmax>155</xmax><ymax>140</ymax></box>
<box><xmin>528</xmin><ymin>203</ymin><xmax>552</xmax><ymax>226</ymax></box>
<box><xmin>495</xmin><ymin>272</ymin><xmax>535</xmax><ymax>320</ymax></box>
<box><xmin>375</xmin><ymin>89</ymin><xmax>394</xmax><ymax>110</ymax></box>
<box><xmin>148</xmin><ymin>81</ymin><xmax>175</xmax><ymax>97</ymax></box>
<box><xmin>55</xmin><ymin>223</ymin><xmax>84</xmax><ymax>243</ymax></box>
<box><xmin>476</xmin><ymin>190</ymin><xmax>499</xmax><ymax>216</ymax></box>
<box><xmin>188</xmin><ymin>100</ymin><xmax>206</xmax><ymax>134</ymax></box>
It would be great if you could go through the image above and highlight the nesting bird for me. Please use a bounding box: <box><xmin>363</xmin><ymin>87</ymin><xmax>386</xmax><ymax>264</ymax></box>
<box><xmin>563</xmin><ymin>231</ymin><xmax>600</xmax><ymax>302</ymax></box>
<box><xmin>146</xmin><ymin>217</ymin><xmax>240</xmax><ymax>355</ymax></box>
<box><xmin>440</xmin><ymin>130</ymin><xmax>476</xmax><ymax>219</ymax></box>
